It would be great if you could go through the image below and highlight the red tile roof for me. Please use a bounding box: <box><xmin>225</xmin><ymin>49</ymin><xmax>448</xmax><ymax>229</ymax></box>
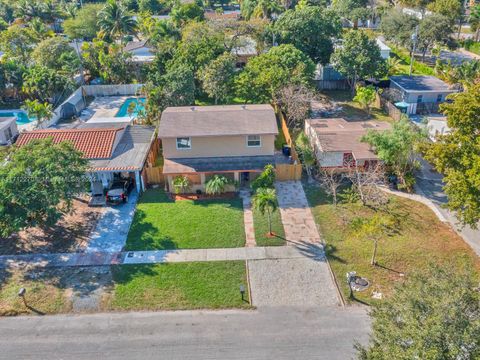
<box><xmin>16</xmin><ymin>128</ymin><xmax>124</xmax><ymax>159</ymax></box>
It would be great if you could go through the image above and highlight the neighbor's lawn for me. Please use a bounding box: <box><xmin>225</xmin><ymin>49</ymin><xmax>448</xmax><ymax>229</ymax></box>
<box><xmin>0</xmin><ymin>269</ymin><xmax>70</xmax><ymax>316</ymax></box>
<box><xmin>304</xmin><ymin>184</ymin><xmax>480</xmax><ymax>305</ymax></box>
<box><xmin>320</xmin><ymin>90</ymin><xmax>393</xmax><ymax>123</ymax></box>
<box><xmin>389</xmin><ymin>45</ymin><xmax>435</xmax><ymax>76</ymax></box>
<box><xmin>252</xmin><ymin>207</ymin><xmax>285</xmax><ymax>246</ymax></box>
<box><xmin>106</xmin><ymin>261</ymin><xmax>251</xmax><ymax>311</ymax></box>
<box><xmin>125</xmin><ymin>189</ymin><xmax>245</xmax><ymax>250</ymax></box>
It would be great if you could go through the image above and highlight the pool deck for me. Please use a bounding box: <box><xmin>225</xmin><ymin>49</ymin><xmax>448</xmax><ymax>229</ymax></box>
<box><xmin>88</xmin><ymin>96</ymin><xmax>129</xmax><ymax>119</ymax></box>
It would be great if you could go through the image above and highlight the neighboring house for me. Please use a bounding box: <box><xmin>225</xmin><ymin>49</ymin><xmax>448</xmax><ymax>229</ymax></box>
<box><xmin>124</xmin><ymin>40</ymin><xmax>155</xmax><ymax>64</ymax></box>
<box><xmin>305</xmin><ymin>118</ymin><xmax>391</xmax><ymax>170</ymax></box>
<box><xmin>389</xmin><ymin>75</ymin><xmax>458</xmax><ymax>115</ymax></box>
<box><xmin>231</xmin><ymin>36</ymin><xmax>258</xmax><ymax>68</ymax></box>
<box><xmin>204</xmin><ymin>10</ymin><xmax>241</xmax><ymax>20</ymax></box>
<box><xmin>410</xmin><ymin>114</ymin><xmax>451</xmax><ymax>141</ymax></box>
<box><xmin>0</xmin><ymin>117</ymin><xmax>19</xmax><ymax>145</ymax></box>
<box><xmin>16</xmin><ymin>124</ymin><xmax>156</xmax><ymax>193</ymax></box>
<box><xmin>159</xmin><ymin>104</ymin><xmax>278</xmax><ymax>193</ymax></box>
<box><xmin>376</xmin><ymin>38</ymin><xmax>391</xmax><ymax>59</ymax></box>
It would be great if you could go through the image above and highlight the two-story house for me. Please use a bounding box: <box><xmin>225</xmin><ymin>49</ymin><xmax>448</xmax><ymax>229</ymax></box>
<box><xmin>389</xmin><ymin>75</ymin><xmax>458</xmax><ymax>115</ymax></box>
<box><xmin>159</xmin><ymin>104</ymin><xmax>279</xmax><ymax>193</ymax></box>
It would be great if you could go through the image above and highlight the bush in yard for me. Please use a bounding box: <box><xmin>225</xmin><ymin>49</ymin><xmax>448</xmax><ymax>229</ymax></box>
<box><xmin>251</xmin><ymin>164</ymin><xmax>276</xmax><ymax>192</ymax></box>
<box><xmin>0</xmin><ymin>138</ymin><xmax>88</xmax><ymax>237</ymax></box>
<box><xmin>172</xmin><ymin>175</ymin><xmax>190</xmax><ymax>194</ymax></box>
<box><xmin>353</xmin><ymin>85</ymin><xmax>376</xmax><ymax>117</ymax></box>
<box><xmin>205</xmin><ymin>175</ymin><xmax>230</xmax><ymax>195</ymax></box>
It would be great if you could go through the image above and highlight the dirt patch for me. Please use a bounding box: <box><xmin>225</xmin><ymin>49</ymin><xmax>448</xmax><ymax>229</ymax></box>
<box><xmin>0</xmin><ymin>198</ymin><xmax>105</xmax><ymax>255</ymax></box>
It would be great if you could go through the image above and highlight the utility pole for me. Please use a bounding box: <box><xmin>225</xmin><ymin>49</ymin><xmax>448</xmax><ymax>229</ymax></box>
<box><xmin>409</xmin><ymin>26</ymin><xmax>418</xmax><ymax>77</ymax></box>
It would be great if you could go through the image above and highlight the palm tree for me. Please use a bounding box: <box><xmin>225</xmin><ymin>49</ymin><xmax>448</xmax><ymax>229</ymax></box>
<box><xmin>386</xmin><ymin>57</ymin><xmax>401</xmax><ymax>76</ymax></box>
<box><xmin>295</xmin><ymin>132</ymin><xmax>316</xmax><ymax>179</ymax></box>
<box><xmin>98</xmin><ymin>0</ymin><xmax>137</xmax><ymax>41</ymax></box>
<box><xmin>205</xmin><ymin>175</ymin><xmax>230</xmax><ymax>195</ymax></box>
<box><xmin>253</xmin><ymin>188</ymin><xmax>279</xmax><ymax>236</ymax></box>
<box><xmin>252</xmin><ymin>0</ymin><xmax>282</xmax><ymax>19</ymax></box>
<box><xmin>23</xmin><ymin>99</ymin><xmax>53</xmax><ymax>129</ymax></box>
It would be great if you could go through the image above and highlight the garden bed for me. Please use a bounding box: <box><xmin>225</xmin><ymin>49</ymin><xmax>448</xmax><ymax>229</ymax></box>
<box><xmin>172</xmin><ymin>192</ymin><xmax>238</xmax><ymax>201</ymax></box>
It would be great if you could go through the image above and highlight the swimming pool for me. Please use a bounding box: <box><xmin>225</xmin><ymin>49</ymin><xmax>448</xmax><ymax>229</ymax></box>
<box><xmin>0</xmin><ymin>111</ymin><xmax>35</xmax><ymax>125</ymax></box>
<box><xmin>116</xmin><ymin>97</ymin><xmax>146</xmax><ymax>118</ymax></box>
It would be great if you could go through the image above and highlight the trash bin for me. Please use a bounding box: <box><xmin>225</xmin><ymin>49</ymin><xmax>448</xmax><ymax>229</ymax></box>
<box><xmin>282</xmin><ymin>145</ymin><xmax>291</xmax><ymax>156</ymax></box>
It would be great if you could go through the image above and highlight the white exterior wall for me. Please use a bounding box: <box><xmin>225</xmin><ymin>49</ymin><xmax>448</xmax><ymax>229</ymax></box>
<box><xmin>318</xmin><ymin>151</ymin><xmax>344</xmax><ymax>167</ymax></box>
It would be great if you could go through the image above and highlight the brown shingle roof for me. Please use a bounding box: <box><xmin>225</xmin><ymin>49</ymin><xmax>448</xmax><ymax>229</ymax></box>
<box><xmin>307</xmin><ymin>118</ymin><xmax>391</xmax><ymax>160</ymax></box>
<box><xmin>159</xmin><ymin>104</ymin><xmax>278</xmax><ymax>138</ymax></box>
<box><xmin>16</xmin><ymin>128</ymin><xmax>124</xmax><ymax>159</ymax></box>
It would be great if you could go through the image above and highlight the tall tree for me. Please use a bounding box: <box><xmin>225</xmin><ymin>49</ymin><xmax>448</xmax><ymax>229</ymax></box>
<box><xmin>98</xmin><ymin>0</ymin><xmax>138</xmax><ymax>41</ymax></box>
<box><xmin>236</xmin><ymin>44</ymin><xmax>315</xmax><ymax>103</ymax></box>
<box><xmin>274</xmin><ymin>6</ymin><xmax>341</xmax><ymax>65</ymax></box>
<box><xmin>357</xmin><ymin>264</ymin><xmax>480</xmax><ymax>359</ymax></box>
<box><xmin>417</xmin><ymin>13</ymin><xmax>453</xmax><ymax>60</ymax></box>
<box><xmin>362</xmin><ymin>117</ymin><xmax>427</xmax><ymax>192</ymax></box>
<box><xmin>63</xmin><ymin>4</ymin><xmax>102</xmax><ymax>40</ymax></box>
<box><xmin>469</xmin><ymin>5</ymin><xmax>480</xmax><ymax>42</ymax></box>
<box><xmin>424</xmin><ymin>85</ymin><xmax>480</xmax><ymax>228</ymax></box>
<box><xmin>171</xmin><ymin>2</ymin><xmax>204</xmax><ymax>26</ymax></box>
<box><xmin>0</xmin><ymin>25</ymin><xmax>38</xmax><ymax>64</ymax></box>
<box><xmin>330</xmin><ymin>30</ymin><xmax>387</xmax><ymax>91</ymax></box>
<box><xmin>32</xmin><ymin>37</ymin><xmax>80</xmax><ymax>75</ymax></box>
<box><xmin>0</xmin><ymin>138</ymin><xmax>88</xmax><ymax>237</ymax></box>
<box><xmin>200</xmin><ymin>53</ymin><xmax>236</xmax><ymax>104</ymax></box>
<box><xmin>379</xmin><ymin>9</ymin><xmax>418</xmax><ymax>49</ymax></box>
<box><xmin>22</xmin><ymin>65</ymin><xmax>73</xmax><ymax>103</ymax></box>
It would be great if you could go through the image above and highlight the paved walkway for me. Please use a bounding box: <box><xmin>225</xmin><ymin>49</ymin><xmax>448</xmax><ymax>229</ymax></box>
<box><xmin>86</xmin><ymin>190</ymin><xmax>138</xmax><ymax>253</ymax></box>
<box><xmin>240</xmin><ymin>189</ymin><xmax>256</xmax><ymax>247</ymax></box>
<box><xmin>275</xmin><ymin>181</ymin><xmax>321</xmax><ymax>244</ymax></box>
<box><xmin>415</xmin><ymin>158</ymin><xmax>480</xmax><ymax>256</ymax></box>
<box><xmin>0</xmin><ymin>244</ymin><xmax>325</xmax><ymax>269</ymax></box>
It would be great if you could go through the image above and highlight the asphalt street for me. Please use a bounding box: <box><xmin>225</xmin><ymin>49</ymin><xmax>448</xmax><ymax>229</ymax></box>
<box><xmin>0</xmin><ymin>306</ymin><xmax>370</xmax><ymax>360</ymax></box>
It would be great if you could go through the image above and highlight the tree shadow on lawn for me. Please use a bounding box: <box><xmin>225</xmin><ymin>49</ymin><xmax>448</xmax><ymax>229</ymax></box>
<box><xmin>288</xmin><ymin>240</ymin><xmax>346</xmax><ymax>264</ymax></box>
<box><xmin>110</xmin><ymin>263</ymin><xmax>158</xmax><ymax>284</ymax></box>
<box><xmin>0</xmin><ymin>267</ymin><xmax>14</xmax><ymax>292</ymax></box>
<box><xmin>125</xmin><ymin>209</ymin><xmax>178</xmax><ymax>251</ymax></box>
<box><xmin>191</xmin><ymin>197</ymin><xmax>244</xmax><ymax>210</ymax></box>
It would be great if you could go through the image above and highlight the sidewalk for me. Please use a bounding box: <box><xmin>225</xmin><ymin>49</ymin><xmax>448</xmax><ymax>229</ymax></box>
<box><xmin>0</xmin><ymin>244</ymin><xmax>325</xmax><ymax>269</ymax></box>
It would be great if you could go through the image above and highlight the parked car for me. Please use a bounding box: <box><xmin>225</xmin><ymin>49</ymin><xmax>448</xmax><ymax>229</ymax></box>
<box><xmin>106</xmin><ymin>179</ymin><xmax>133</xmax><ymax>204</ymax></box>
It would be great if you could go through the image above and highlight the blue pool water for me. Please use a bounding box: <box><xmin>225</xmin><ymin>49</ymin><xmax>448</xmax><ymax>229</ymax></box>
<box><xmin>0</xmin><ymin>111</ymin><xmax>34</xmax><ymax>125</ymax></box>
<box><xmin>116</xmin><ymin>97</ymin><xmax>146</xmax><ymax>118</ymax></box>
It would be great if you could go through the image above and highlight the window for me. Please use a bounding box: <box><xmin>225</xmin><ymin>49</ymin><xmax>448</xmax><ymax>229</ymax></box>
<box><xmin>247</xmin><ymin>135</ymin><xmax>261</xmax><ymax>147</ymax></box>
<box><xmin>417</xmin><ymin>95</ymin><xmax>423</xmax><ymax>103</ymax></box>
<box><xmin>343</xmin><ymin>153</ymin><xmax>356</xmax><ymax>167</ymax></box>
<box><xmin>176</xmin><ymin>137</ymin><xmax>191</xmax><ymax>149</ymax></box>
<box><xmin>436</xmin><ymin>94</ymin><xmax>442</xmax><ymax>102</ymax></box>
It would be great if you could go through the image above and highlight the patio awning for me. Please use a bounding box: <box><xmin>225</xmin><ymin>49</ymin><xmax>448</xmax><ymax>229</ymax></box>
<box><xmin>163</xmin><ymin>156</ymin><xmax>275</xmax><ymax>174</ymax></box>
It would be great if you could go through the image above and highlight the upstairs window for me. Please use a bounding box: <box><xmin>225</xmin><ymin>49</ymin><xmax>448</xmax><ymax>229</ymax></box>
<box><xmin>437</xmin><ymin>94</ymin><xmax>442</xmax><ymax>102</ymax></box>
<box><xmin>176</xmin><ymin>137</ymin><xmax>191</xmax><ymax>150</ymax></box>
<box><xmin>417</xmin><ymin>95</ymin><xmax>423</xmax><ymax>103</ymax></box>
<box><xmin>247</xmin><ymin>135</ymin><xmax>261</xmax><ymax>147</ymax></box>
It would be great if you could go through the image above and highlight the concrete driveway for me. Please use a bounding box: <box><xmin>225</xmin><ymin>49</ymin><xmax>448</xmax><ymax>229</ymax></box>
<box><xmin>86</xmin><ymin>190</ymin><xmax>139</xmax><ymax>253</ymax></box>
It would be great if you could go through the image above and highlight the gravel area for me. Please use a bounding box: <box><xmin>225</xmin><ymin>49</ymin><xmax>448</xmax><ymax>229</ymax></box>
<box><xmin>247</xmin><ymin>257</ymin><xmax>340</xmax><ymax>307</ymax></box>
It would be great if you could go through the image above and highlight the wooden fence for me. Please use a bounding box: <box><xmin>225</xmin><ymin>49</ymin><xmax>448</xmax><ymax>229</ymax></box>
<box><xmin>275</xmin><ymin>109</ymin><xmax>303</xmax><ymax>181</ymax></box>
<box><xmin>377</xmin><ymin>94</ymin><xmax>402</xmax><ymax>121</ymax></box>
<box><xmin>144</xmin><ymin>166</ymin><xmax>164</xmax><ymax>185</ymax></box>
<box><xmin>276</xmin><ymin>163</ymin><xmax>303</xmax><ymax>181</ymax></box>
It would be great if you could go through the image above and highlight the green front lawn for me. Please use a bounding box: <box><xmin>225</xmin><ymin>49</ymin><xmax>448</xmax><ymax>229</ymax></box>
<box><xmin>107</xmin><ymin>261</ymin><xmax>251</xmax><ymax>310</ymax></box>
<box><xmin>304</xmin><ymin>184</ymin><xmax>480</xmax><ymax>305</ymax></box>
<box><xmin>252</xmin><ymin>207</ymin><xmax>285</xmax><ymax>246</ymax></box>
<box><xmin>125</xmin><ymin>189</ymin><xmax>245</xmax><ymax>250</ymax></box>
